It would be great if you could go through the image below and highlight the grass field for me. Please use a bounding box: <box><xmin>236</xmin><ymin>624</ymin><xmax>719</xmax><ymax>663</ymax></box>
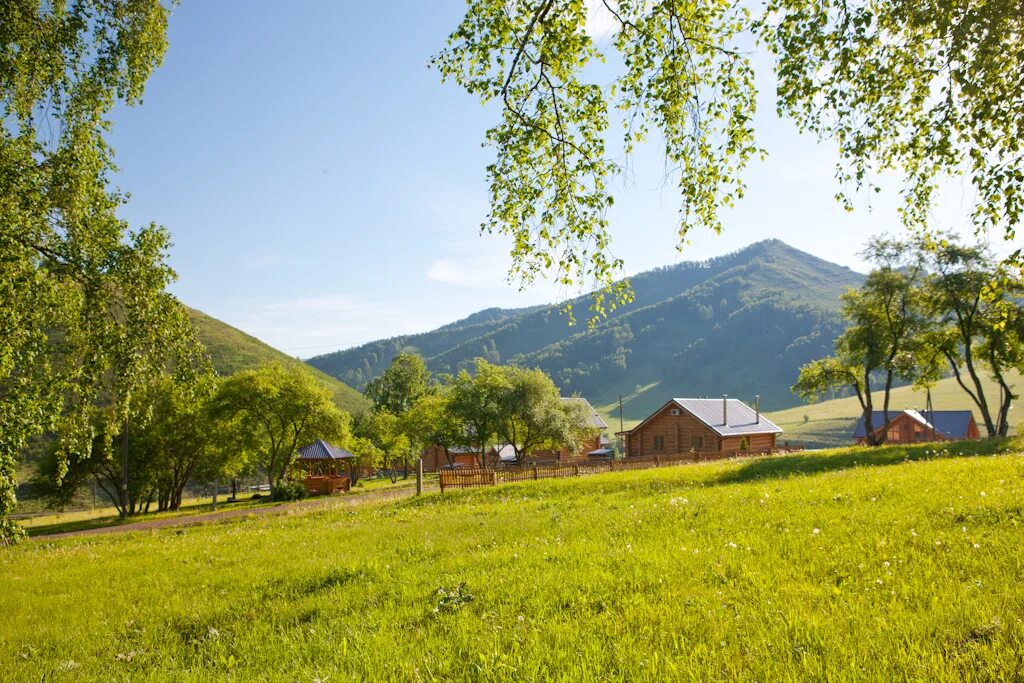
<box><xmin>14</xmin><ymin>475</ymin><xmax>429</xmax><ymax>537</ymax></box>
<box><xmin>3</xmin><ymin>439</ymin><xmax>1024</xmax><ymax>680</ymax></box>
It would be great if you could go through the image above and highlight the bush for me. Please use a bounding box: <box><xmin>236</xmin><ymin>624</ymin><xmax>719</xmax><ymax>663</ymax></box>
<box><xmin>270</xmin><ymin>480</ymin><xmax>308</xmax><ymax>502</ymax></box>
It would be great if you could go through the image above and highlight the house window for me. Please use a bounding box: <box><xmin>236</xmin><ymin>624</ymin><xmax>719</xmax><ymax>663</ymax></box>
<box><xmin>690</xmin><ymin>435</ymin><xmax>704</xmax><ymax>451</ymax></box>
<box><xmin>888</xmin><ymin>427</ymin><xmax>901</xmax><ymax>441</ymax></box>
<box><xmin>653</xmin><ymin>435</ymin><xmax>665</xmax><ymax>451</ymax></box>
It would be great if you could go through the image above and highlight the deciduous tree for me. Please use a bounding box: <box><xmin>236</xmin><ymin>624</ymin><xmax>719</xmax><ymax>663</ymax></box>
<box><xmin>207</xmin><ymin>364</ymin><xmax>350</xmax><ymax>496</ymax></box>
<box><xmin>1</xmin><ymin>1</ymin><xmax>181</xmax><ymax>542</ymax></box>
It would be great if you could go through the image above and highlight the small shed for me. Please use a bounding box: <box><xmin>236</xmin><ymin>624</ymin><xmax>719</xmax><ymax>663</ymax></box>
<box><xmin>296</xmin><ymin>439</ymin><xmax>355</xmax><ymax>494</ymax></box>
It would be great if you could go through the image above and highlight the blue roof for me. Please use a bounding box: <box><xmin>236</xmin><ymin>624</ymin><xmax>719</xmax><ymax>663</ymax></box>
<box><xmin>297</xmin><ymin>439</ymin><xmax>355</xmax><ymax>460</ymax></box>
<box><xmin>852</xmin><ymin>410</ymin><xmax>975</xmax><ymax>439</ymax></box>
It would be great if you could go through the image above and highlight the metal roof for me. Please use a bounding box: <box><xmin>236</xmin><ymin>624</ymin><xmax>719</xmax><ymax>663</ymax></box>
<box><xmin>670</xmin><ymin>398</ymin><xmax>783</xmax><ymax>436</ymax></box>
<box><xmin>297</xmin><ymin>439</ymin><xmax>356</xmax><ymax>461</ymax></box>
<box><xmin>852</xmin><ymin>410</ymin><xmax>975</xmax><ymax>439</ymax></box>
<box><xmin>562</xmin><ymin>397</ymin><xmax>609</xmax><ymax>429</ymax></box>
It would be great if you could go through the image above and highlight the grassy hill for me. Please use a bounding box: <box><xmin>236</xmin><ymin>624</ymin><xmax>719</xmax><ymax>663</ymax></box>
<box><xmin>764</xmin><ymin>371</ymin><xmax>1022</xmax><ymax>448</ymax></box>
<box><xmin>308</xmin><ymin>240</ymin><xmax>863</xmax><ymax>416</ymax></box>
<box><xmin>3</xmin><ymin>440</ymin><xmax>1023</xmax><ymax>679</ymax></box>
<box><xmin>188</xmin><ymin>308</ymin><xmax>368</xmax><ymax>415</ymax></box>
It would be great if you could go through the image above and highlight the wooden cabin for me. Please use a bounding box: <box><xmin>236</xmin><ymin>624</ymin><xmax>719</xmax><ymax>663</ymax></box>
<box><xmin>852</xmin><ymin>410</ymin><xmax>979</xmax><ymax>445</ymax></box>
<box><xmin>617</xmin><ymin>397</ymin><xmax>782</xmax><ymax>460</ymax></box>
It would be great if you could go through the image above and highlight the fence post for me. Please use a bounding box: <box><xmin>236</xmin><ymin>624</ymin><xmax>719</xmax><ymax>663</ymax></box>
<box><xmin>416</xmin><ymin>458</ymin><xmax>423</xmax><ymax>496</ymax></box>
<box><xmin>533</xmin><ymin>465</ymin><xmax>539</xmax><ymax>480</ymax></box>
<box><xmin>491</xmin><ymin>470</ymin><xmax>498</xmax><ymax>486</ymax></box>
<box><xmin>610</xmin><ymin>460</ymin><xmax>615</xmax><ymax>471</ymax></box>
<box><xmin>655</xmin><ymin>456</ymin><xmax>660</xmax><ymax>467</ymax></box>
<box><xmin>574</xmin><ymin>464</ymin><xmax>579</xmax><ymax>477</ymax></box>
<box><xmin>439</xmin><ymin>470</ymin><xmax>445</xmax><ymax>494</ymax></box>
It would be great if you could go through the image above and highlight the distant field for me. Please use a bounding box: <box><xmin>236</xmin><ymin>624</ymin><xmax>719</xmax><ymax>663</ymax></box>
<box><xmin>3</xmin><ymin>438</ymin><xmax>1023</xmax><ymax>680</ymax></box>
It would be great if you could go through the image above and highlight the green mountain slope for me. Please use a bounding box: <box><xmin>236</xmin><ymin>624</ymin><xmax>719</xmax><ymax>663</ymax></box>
<box><xmin>188</xmin><ymin>309</ymin><xmax>368</xmax><ymax>415</ymax></box>
<box><xmin>307</xmin><ymin>240</ymin><xmax>863</xmax><ymax>418</ymax></box>
<box><xmin>764</xmin><ymin>371</ymin><xmax>1022</xmax><ymax>448</ymax></box>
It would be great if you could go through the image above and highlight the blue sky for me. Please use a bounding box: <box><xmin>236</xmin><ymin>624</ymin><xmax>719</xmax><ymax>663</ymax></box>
<box><xmin>108</xmin><ymin>1</ymin><xmax>983</xmax><ymax>356</ymax></box>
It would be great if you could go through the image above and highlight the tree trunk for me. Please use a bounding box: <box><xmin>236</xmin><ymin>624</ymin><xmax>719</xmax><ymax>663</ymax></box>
<box><xmin>862</xmin><ymin>368</ymin><xmax>878</xmax><ymax>446</ymax></box>
<box><xmin>119</xmin><ymin>419</ymin><xmax>130</xmax><ymax>518</ymax></box>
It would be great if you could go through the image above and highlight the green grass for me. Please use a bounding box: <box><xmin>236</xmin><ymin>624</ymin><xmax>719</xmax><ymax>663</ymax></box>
<box><xmin>767</xmin><ymin>371</ymin><xmax>1022</xmax><ymax>448</ymax></box>
<box><xmin>3</xmin><ymin>439</ymin><xmax>1024</xmax><ymax>680</ymax></box>
<box><xmin>188</xmin><ymin>308</ymin><xmax>369</xmax><ymax>414</ymax></box>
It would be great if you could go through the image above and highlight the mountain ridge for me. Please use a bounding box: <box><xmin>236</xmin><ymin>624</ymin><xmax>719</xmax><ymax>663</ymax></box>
<box><xmin>306</xmin><ymin>240</ymin><xmax>863</xmax><ymax>419</ymax></box>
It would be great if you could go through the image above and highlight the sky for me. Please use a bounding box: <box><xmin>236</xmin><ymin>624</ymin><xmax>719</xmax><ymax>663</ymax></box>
<box><xmin>107</xmin><ymin>1</ymin><xmax>988</xmax><ymax>357</ymax></box>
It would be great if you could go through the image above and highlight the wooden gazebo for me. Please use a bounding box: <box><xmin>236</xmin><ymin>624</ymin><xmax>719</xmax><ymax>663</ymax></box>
<box><xmin>295</xmin><ymin>439</ymin><xmax>355</xmax><ymax>495</ymax></box>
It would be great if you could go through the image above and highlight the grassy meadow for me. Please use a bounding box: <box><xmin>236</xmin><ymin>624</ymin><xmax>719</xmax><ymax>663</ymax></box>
<box><xmin>4</xmin><ymin>440</ymin><xmax>1024</xmax><ymax>681</ymax></box>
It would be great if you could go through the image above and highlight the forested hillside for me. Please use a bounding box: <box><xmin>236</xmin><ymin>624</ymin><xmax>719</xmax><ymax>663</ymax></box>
<box><xmin>307</xmin><ymin>241</ymin><xmax>863</xmax><ymax>418</ymax></box>
<box><xmin>188</xmin><ymin>309</ymin><xmax>369</xmax><ymax>415</ymax></box>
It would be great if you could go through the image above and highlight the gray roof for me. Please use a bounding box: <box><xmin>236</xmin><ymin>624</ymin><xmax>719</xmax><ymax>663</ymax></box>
<box><xmin>562</xmin><ymin>397</ymin><xmax>608</xmax><ymax>429</ymax></box>
<box><xmin>852</xmin><ymin>410</ymin><xmax>975</xmax><ymax>439</ymax></box>
<box><xmin>671</xmin><ymin>398</ymin><xmax>783</xmax><ymax>436</ymax></box>
<box><xmin>297</xmin><ymin>439</ymin><xmax>356</xmax><ymax>461</ymax></box>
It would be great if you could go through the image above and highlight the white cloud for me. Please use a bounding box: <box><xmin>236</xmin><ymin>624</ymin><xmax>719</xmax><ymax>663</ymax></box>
<box><xmin>426</xmin><ymin>258</ymin><xmax>509</xmax><ymax>289</ymax></box>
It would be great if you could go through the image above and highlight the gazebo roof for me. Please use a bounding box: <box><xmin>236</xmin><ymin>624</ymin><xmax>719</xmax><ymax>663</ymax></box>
<box><xmin>297</xmin><ymin>439</ymin><xmax>356</xmax><ymax>461</ymax></box>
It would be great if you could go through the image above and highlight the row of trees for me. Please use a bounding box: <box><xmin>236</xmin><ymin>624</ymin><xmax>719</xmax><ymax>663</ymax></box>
<box><xmin>38</xmin><ymin>364</ymin><xmax>354</xmax><ymax>515</ymax></box>
<box><xmin>357</xmin><ymin>354</ymin><xmax>594</xmax><ymax>476</ymax></box>
<box><xmin>794</xmin><ymin>237</ymin><xmax>1023</xmax><ymax>445</ymax></box>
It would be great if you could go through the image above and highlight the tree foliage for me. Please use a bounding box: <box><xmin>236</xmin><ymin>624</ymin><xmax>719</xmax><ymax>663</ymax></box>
<box><xmin>0</xmin><ymin>1</ymin><xmax>181</xmax><ymax>542</ymax></box>
<box><xmin>796</xmin><ymin>236</ymin><xmax>1023</xmax><ymax>443</ymax></box>
<box><xmin>364</xmin><ymin>353</ymin><xmax>433</xmax><ymax>414</ymax></box>
<box><xmin>434</xmin><ymin>0</ymin><xmax>759</xmax><ymax>320</ymax></box>
<box><xmin>763</xmin><ymin>0</ymin><xmax>1023</xmax><ymax>260</ymax></box>
<box><xmin>920</xmin><ymin>240</ymin><xmax>1023</xmax><ymax>437</ymax></box>
<box><xmin>438</xmin><ymin>0</ymin><xmax>1023</xmax><ymax>322</ymax></box>
<box><xmin>207</xmin><ymin>364</ymin><xmax>351</xmax><ymax>495</ymax></box>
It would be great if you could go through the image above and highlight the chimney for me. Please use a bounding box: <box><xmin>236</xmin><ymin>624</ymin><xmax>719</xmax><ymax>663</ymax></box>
<box><xmin>722</xmin><ymin>394</ymin><xmax>728</xmax><ymax>426</ymax></box>
<box><xmin>755</xmin><ymin>395</ymin><xmax>760</xmax><ymax>424</ymax></box>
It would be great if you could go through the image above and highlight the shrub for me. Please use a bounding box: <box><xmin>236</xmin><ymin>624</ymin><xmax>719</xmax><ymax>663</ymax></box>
<box><xmin>270</xmin><ymin>480</ymin><xmax>308</xmax><ymax>502</ymax></box>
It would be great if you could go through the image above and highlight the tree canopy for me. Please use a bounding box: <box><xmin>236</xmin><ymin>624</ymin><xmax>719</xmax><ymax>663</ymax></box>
<box><xmin>437</xmin><ymin>0</ymin><xmax>1023</xmax><ymax>319</ymax></box>
<box><xmin>1</xmin><ymin>1</ymin><xmax>186</xmax><ymax>542</ymax></box>
<box><xmin>207</xmin><ymin>364</ymin><xmax>351</xmax><ymax>495</ymax></box>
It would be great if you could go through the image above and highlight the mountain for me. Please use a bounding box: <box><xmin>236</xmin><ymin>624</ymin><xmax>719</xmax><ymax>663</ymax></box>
<box><xmin>306</xmin><ymin>240</ymin><xmax>862</xmax><ymax>420</ymax></box>
<box><xmin>188</xmin><ymin>309</ymin><xmax>369</xmax><ymax>415</ymax></box>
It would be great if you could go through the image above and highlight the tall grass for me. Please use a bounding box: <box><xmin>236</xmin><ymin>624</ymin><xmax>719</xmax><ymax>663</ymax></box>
<box><xmin>3</xmin><ymin>440</ymin><xmax>1023</xmax><ymax>681</ymax></box>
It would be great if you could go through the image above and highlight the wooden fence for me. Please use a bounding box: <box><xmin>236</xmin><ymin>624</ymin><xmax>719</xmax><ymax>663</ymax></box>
<box><xmin>439</xmin><ymin>452</ymin><xmax>730</xmax><ymax>492</ymax></box>
<box><xmin>436</xmin><ymin>447</ymin><xmax>809</xmax><ymax>492</ymax></box>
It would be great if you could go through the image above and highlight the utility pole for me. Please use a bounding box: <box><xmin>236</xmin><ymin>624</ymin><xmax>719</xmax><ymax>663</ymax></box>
<box><xmin>618</xmin><ymin>394</ymin><xmax>624</xmax><ymax>434</ymax></box>
<box><xmin>416</xmin><ymin>457</ymin><xmax>423</xmax><ymax>496</ymax></box>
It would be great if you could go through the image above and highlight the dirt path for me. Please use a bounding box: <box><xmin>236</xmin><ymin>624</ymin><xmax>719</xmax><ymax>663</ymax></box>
<box><xmin>32</xmin><ymin>486</ymin><xmax>438</xmax><ymax>541</ymax></box>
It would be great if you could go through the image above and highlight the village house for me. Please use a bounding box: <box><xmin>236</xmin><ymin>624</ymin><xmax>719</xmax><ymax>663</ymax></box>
<box><xmin>852</xmin><ymin>410</ymin><xmax>979</xmax><ymax>444</ymax></box>
<box><xmin>618</xmin><ymin>396</ymin><xmax>782</xmax><ymax>460</ymax></box>
<box><xmin>421</xmin><ymin>397</ymin><xmax>609</xmax><ymax>471</ymax></box>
